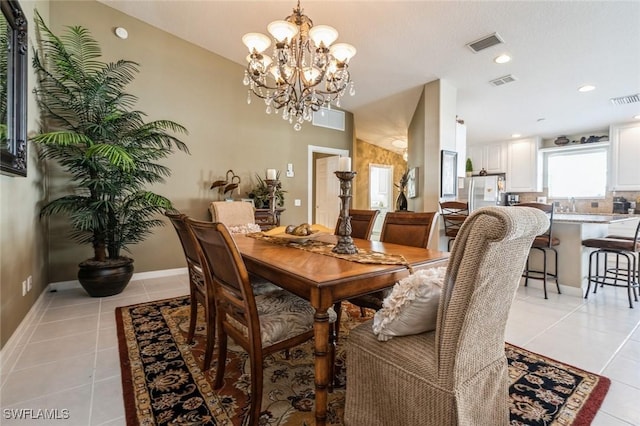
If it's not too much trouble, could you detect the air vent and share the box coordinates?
[489,75,517,87]
[312,107,345,131]
[610,93,640,105]
[467,32,504,53]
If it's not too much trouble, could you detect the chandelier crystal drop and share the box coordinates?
[242,1,356,131]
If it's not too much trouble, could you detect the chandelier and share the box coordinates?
[242,1,356,131]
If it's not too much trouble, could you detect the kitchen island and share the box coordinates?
[534,213,637,293]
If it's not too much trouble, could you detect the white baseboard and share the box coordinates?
[0,288,49,373]
[2,267,189,366]
[48,267,188,291]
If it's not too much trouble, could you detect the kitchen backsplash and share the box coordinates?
[514,190,640,214]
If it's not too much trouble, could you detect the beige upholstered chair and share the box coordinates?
[345,206,549,426]
[209,201,256,229]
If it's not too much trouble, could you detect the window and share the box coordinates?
[547,148,607,198]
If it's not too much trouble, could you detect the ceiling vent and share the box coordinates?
[610,93,640,105]
[489,74,517,87]
[467,32,504,53]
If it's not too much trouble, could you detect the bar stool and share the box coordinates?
[582,220,640,308]
[439,201,469,251]
[513,203,561,299]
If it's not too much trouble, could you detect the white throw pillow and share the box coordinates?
[372,266,447,341]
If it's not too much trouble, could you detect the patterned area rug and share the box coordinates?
[116,296,610,425]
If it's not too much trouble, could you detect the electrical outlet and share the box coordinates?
[591,202,599,208]
[22,280,27,296]
[27,275,32,292]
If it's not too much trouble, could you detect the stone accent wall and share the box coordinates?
[354,139,406,210]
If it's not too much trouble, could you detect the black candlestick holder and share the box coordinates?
[265,179,279,226]
[333,171,358,254]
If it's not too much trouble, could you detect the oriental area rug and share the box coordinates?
[116,296,610,426]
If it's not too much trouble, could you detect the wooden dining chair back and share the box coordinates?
[380,211,439,248]
[513,202,561,299]
[165,211,216,369]
[345,207,550,425]
[186,218,326,425]
[335,209,380,240]
[439,201,469,250]
[336,211,440,340]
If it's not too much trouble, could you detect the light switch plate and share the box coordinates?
[294,199,301,206]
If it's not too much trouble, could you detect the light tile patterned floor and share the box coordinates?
[1,274,639,425]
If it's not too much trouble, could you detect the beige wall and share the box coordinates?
[0,0,353,348]
[44,1,353,283]
[353,139,405,210]
[0,0,49,348]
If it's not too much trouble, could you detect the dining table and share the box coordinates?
[234,232,449,425]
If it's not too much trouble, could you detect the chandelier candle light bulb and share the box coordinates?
[242,1,356,131]
[266,169,277,180]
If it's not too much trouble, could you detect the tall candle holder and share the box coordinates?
[265,179,279,226]
[333,171,358,254]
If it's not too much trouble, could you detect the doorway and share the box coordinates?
[369,164,394,239]
[308,145,349,226]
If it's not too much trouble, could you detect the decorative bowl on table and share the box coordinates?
[271,230,323,243]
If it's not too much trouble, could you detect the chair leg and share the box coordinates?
[552,247,561,294]
[523,254,530,287]
[248,352,264,425]
[542,249,548,299]
[214,326,228,389]
[187,293,198,344]
[332,301,342,389]
[203,304,216,371]
[585,250,594,299]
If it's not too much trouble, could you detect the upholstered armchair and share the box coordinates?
[345,206,549,426]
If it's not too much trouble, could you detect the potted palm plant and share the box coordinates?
[31,12,189,297]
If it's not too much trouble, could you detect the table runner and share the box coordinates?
[247,232,413,270]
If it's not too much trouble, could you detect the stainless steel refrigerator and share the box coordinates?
[458,174,507,212]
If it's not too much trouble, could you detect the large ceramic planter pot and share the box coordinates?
[78,257,134,297]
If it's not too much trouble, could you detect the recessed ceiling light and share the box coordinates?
[494,54,511,64]
[511,133,521,138]
[578,85,595,92]
[391,139,408,149]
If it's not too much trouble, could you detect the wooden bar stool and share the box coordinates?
[439,201,469,251]
[513,203,561,299]
[582,220,640,308]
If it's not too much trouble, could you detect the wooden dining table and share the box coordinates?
[234,233,449,425]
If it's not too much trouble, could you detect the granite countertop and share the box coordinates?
[554,213,638,224]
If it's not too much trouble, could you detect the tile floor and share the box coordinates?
[1,273,639,425]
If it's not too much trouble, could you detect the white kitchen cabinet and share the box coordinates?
[609,122,640,191]
[506,137,542,192]
[467,142,506,174]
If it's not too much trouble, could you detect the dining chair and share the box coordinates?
[334,209,380,240]
[186,218,336,425]
[344,207,549,426]
[439,201,469,250]
[209,201,259,232]
[582,219,640,308]
[513,202,561,299]
[332,209,381,342]
[336,211,439,323]
[165,211,216,370]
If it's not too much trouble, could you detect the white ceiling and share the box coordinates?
[100,1,640,153]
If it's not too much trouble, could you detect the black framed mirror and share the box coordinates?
[0,0,27,177]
